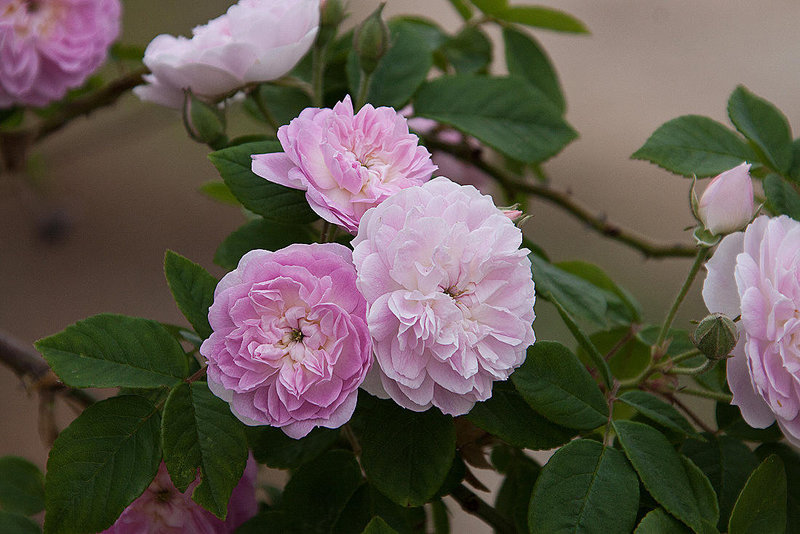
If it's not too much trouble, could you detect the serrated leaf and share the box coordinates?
[618,391,699,438]
[0,511,41,534]
[439,26,492,74]
[0,457,44,516]
[414,75,576,163]
[728,86,793,174]
[36,314,189,388]
[162,382,247,519]
[512,341,607,430]
[247,425,339,470]
[358,395,455,507]
[44,396,162,534]
[164,251,217,340]
[467,381,575,450]
[728,455,786,534]
[634,508,691,533]
[529,439,639,534]
[503,26,564,112]
[208,141,318,224]
[763,173,800,220]
[497,6,588,34]
[632,115,754,177]
[214,219,315,271]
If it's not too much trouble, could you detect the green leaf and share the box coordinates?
[497,6,588,34]
[682,434,758,530]
[362,517,400,534]
[789,138,800,182]
[44,396,162,534]
[358,395,455,506]
[333,483,426,534]
[528,439,639,534]
[503,26,564,112]
[446,0,473,20]
[682,455,720,527]
[281,450,364,533]
[715,403,781,443]
[728,455,786,534]
[755,443,800,530]
[632,115,754,177]
[512,341,607,430]
[438,27,492,74]
[247,425,339,470]
[634,508,691,533]
[199,181,240,205]
[763,173,800,220]
[578,328,650,381]
[414,75,576,163]
[164,251,217,340]
[208,141,319,224]
[430,499,449,534]
[493,447,539,533]
[467,381,575,450]
[618,391,700,439]
[36,314,189,388]
[614,420,714,532]
[236,511,292,533]
[244,84,312,127]
[556,260,642,324]
[728,86,793,174]
[0,511,41,534]
[390,17,449,52]
[0,457,44,516]
[214,219,315,271]
[162,382,247,519]
[469,0,506,15]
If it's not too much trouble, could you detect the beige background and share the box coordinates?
[2,1,799,531]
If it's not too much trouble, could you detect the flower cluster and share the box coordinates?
[0,0,121,107]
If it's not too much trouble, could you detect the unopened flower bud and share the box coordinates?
[696,162,754,235]
[692,313,738,361]
[317,0,346,47]
[182,91,227,148]
[353,3,390,75]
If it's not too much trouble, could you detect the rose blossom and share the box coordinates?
[0,0,121,107]
[134,0,319,108]
[101,458,257,533]
[703,215,800,444]
[200,243,372,438]
[251,96,437,234]
[352,177,536,415]
[697,162,754,235]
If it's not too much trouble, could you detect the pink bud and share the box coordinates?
[697,163,754,235]
[502,209,524,221]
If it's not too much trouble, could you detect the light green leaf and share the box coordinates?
[728,455,786,534]
[618,391,700,439]
[36,314,189,388]
[199,181,239,205]
[44,396,162,534]
[498,6,588,34]
[164,251,217,340]
[0,457,44,516]
[728,86,793,174]
[528,439,639,534]
[763,173,800,220]
[503,26,564,112]
[469,0,506,15]
[214,219,315,271]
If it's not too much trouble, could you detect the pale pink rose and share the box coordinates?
[0,0,120,107]
[200,243,372,438]
[134,0,319,108]
[697,162,754,235]
[251,96,437,234]
[352,177,536,415]
[102,458,257,534]
[703,215,800,444]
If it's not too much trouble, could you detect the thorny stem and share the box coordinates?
[657,389,716,435]
[185,365,208,383]
[342,423,361,455]
[603,323,641,362]
[449,484,515,534]
[667,359,718,376]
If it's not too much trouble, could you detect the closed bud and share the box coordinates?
[317,0,346,47]
[182,90,227,148]
[353,3,389,75]
[696,162,754,235]
[692,313,738,361]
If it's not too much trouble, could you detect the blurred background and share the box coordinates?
[1,0,799,531]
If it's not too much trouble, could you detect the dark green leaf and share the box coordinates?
[214,219,315,271]
[632,115,754,177]
[467,381,575,450]
[281,450,363,533]
[682,455,720,527]
[634,508,691,533]
[503,27,564,112]
[764,174,800,220]
[244,84,312,127]
[578,328,650,381]
[390,17,449,52]
[469,0,506,15]
[789,139,800,182]
[0,457,44,516]
[44,396,162,534]
[497,6,588,34]
[529,439,639,534]
[236,511,292,533]
[614,420,714,531]
[333,483,426,534]
[728,455,786,534]
[358,396,455,506]
[446,0,473,20]
[109,43,145,61]
[0,511,40,534]
[618,391,699,438]
[549,297,613,389]
[439,27,492,74]
[414,75,576,163]
[164,251,217,340]
[362,517,399,534]
[208,141,319,224]
[36,314,189,388]
[430,499,449,534]
[162,382,247,519]
[728,86,793,174]
[512,341,607,430]
[755,443,800,531]
[715,403,781,443]
[199,181,240,205]
[557,260,641,324]
[247,425,339,470]
[493,448,539,533]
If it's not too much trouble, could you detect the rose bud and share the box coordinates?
[353,3,390,75]
[696,163,754,235]
[691,313,738,361]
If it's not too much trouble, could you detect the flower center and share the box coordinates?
[290,328,304,342]
[155,489,172,503]
[24,0,40,13]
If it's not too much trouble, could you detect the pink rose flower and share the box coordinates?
[251,96,437,234]
[703,215,800,444]
[0,0,121,107]
[101,458,257,534]
[134,0,319,108]
[352,177,536,415]
[697,162,754,235]
[200,243,372,438]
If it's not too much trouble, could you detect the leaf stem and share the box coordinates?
[678,386,732,403]
[356,70,372,110]
[449,484,515,534]
[311,43,328,107]
[654,246,710,351]
[667,359,718,376]
[185,365,208,383]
